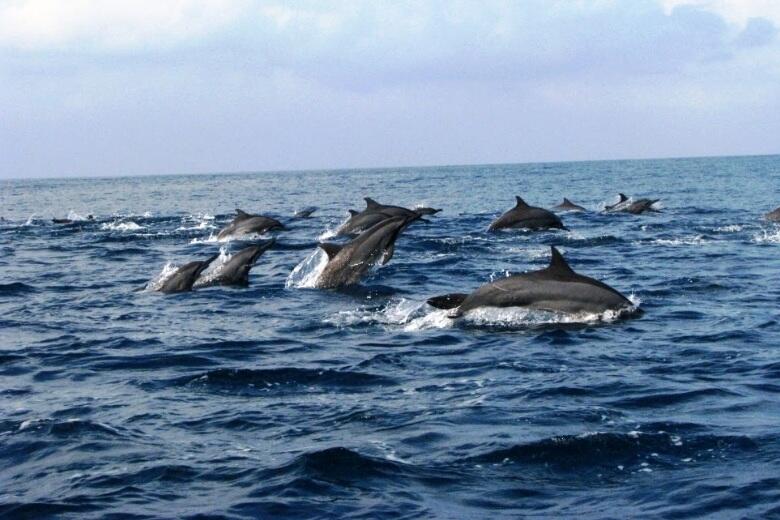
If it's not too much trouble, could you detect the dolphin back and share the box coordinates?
[427,293,468,310]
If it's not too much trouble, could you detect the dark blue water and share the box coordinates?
[2,155,780,519]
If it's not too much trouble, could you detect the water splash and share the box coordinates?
[101,220,144,232]
[144,262,179,291]
[286,248,329,288]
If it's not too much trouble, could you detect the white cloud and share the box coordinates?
[0,0,247,50]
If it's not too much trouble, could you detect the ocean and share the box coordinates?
[2,154,780,518]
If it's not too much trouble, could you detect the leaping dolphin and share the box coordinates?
[552,198,586,212]
[765,207,780,222]
[198,240,275,287]
[316,215,419,288]
[294,207,317,218]
[488,196,566,231]
[427,246,634,317]
[217,209,284,240]
[605,194,659,214]
[158,254,219,294]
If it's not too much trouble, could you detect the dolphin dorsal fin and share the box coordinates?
[348,209,359,216]
[364,197,382,210]
[547,246,575,276]
[319,243,343,260]
[563,198,573,205]
[618,193,628,202]
[235,209,252,221]
[515,196,529,208]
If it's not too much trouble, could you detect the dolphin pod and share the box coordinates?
[427,246,634,317]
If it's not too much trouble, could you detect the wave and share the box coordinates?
[0,282,36,296]
[467,430,757,471]
[174,367,396,393]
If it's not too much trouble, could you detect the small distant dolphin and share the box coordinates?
[336,198,440,236]
[427,246,634,317]
[316,215,418,288]
[53,215,94,225]
[552,198,586,212]
[294,207,317,218]
[217,209,283,240]
[198,240,275,287]
[159,254,219,294]
[765,207,780,222]
[489,196,566,231]
[605,194,659,214]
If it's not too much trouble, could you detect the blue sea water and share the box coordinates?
[2,155,780,519]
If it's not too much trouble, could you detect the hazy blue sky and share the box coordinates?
[1,0,778,179]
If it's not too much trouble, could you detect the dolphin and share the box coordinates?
[336,210,396,236]
[53,215,94,225]
[605,194,659,214]
[765,207,780,222]
[294,207,317,218]
[197,240,275,287]
[316,215,419,288]
[217,209,284,240]
[552,198,586,212]
[335,198,440,237]
[362,198,441,217]
[427,246,634,317]
[158,254,219,294]
[488,196,566,231]
[604,193,630,212]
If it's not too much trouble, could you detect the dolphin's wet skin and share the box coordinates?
[2,155,780,518]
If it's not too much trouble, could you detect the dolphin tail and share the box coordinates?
[427,293,468,310]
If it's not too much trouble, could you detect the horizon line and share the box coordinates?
[2,151,778,182]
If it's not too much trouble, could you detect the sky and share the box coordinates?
[1,0,779,179]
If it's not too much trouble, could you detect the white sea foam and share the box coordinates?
[101,221,144,232]
[189,231,269,244]
[325,294,642,331]
[286,248,329,288]
[753,227,780,244]
[715,224,743,233]
[643,235,708,246]
[177,213,216,231]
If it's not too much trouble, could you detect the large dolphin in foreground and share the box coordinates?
[158,254,219,294]
[489,197,566,231]
[336,198,440,236]
[605,194,659,214]
[217,209,284,240]
[552,198,586,212]
[427,246,634,317]
[316,215,419,288]
[765,207,780,221]
[197,240,275,287]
